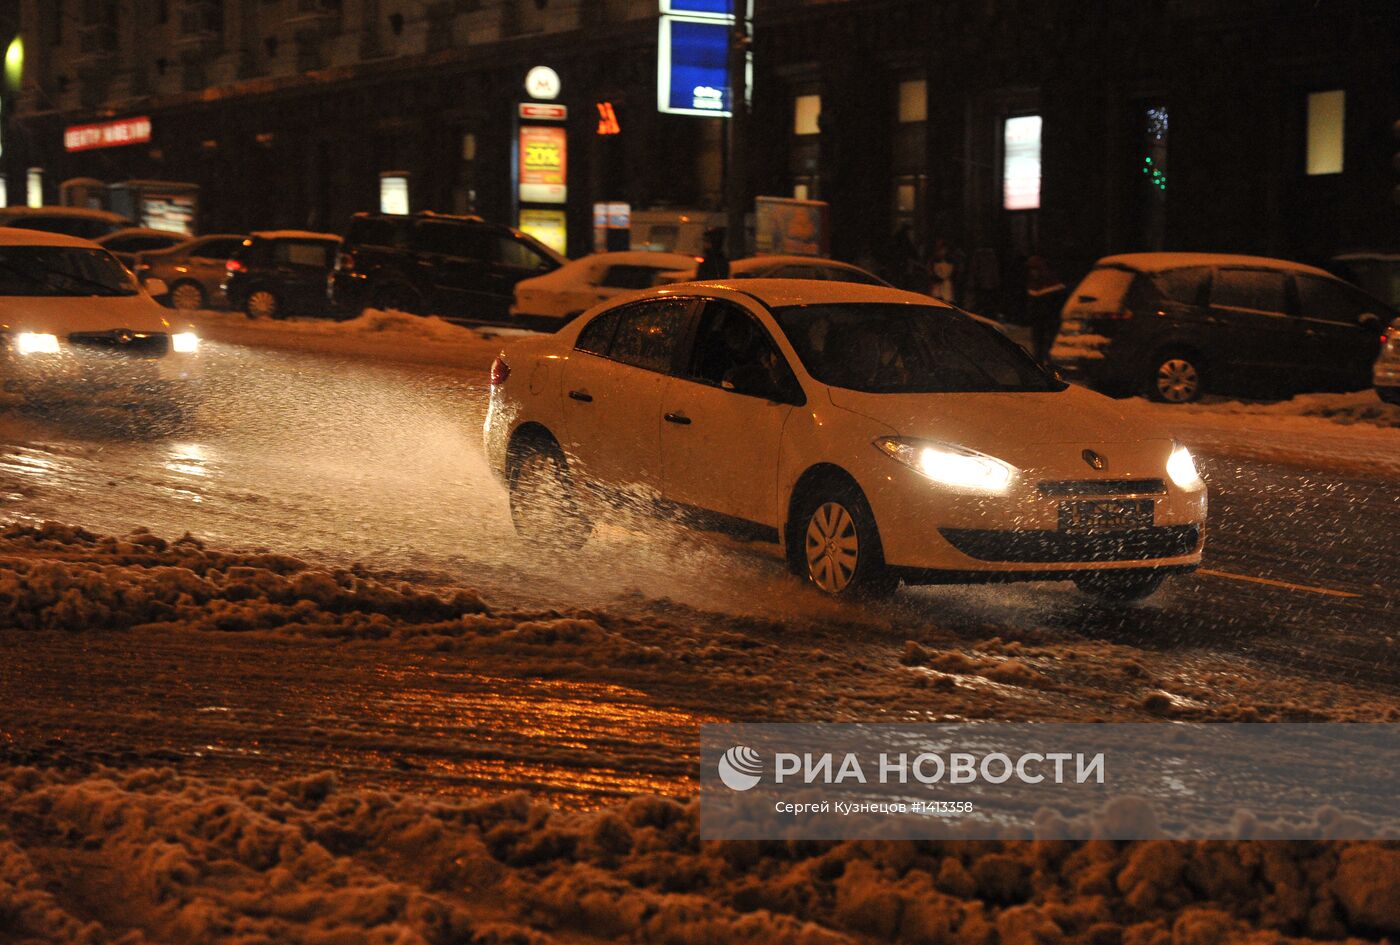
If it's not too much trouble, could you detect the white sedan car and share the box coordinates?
[510,251,700,329]
[485,281,1207,600]
[0,229,200,405]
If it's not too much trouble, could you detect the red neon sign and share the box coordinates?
[64,116,153,152]
[596,101,621,136]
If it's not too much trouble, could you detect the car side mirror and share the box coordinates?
[145,278,169,297]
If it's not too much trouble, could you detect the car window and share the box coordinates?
[774,303,1064,394]
[274,240,335,268]
[687,300,801,401]
[607,298,692,372]
[639,224,679,252]
[414,221,473,258]
[598,264,667,290]
[820,264,885,286]
[1148,267,1209,306]
[773,265,826,280]
[109,235,178,252]
[1211,269,1288,314]
[348,216,410,249]
[575,308,622,356]
[189,238,242,260]
[1295,275,1381,325]
[0,247,137,296]
[1069,266,1136,312]
[495,236,550,272]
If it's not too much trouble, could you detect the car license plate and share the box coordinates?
[1059,499,1154,532]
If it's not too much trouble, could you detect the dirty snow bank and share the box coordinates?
[1170,391,1400,430]
[190,307,533,369]
[1,763,1397,945]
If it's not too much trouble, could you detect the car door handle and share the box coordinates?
[664,412,691,425]
[568,389,593,403]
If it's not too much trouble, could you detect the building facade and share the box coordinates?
[3,0,1396,284]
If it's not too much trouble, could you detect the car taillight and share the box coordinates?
[226,259,245,273]
[1102,309,1134,321]
[490,356,511,386]
[337,251,355,272]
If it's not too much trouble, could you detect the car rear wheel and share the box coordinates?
[1147,352,1204,403]
[170,281,206,311]
[1073,569,1167,601]
[507,438,590,549]
[245,289,280,320]
[793,486,895,597]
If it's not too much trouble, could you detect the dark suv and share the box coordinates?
[222,230,342,319]
[329,212,565,322]
[1053,253,1390,403]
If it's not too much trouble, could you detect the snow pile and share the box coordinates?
[1173,391,1400,430]
[0,763,1396,945]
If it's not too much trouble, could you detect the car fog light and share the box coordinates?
[171,332,200,353]
[15,332,59,355]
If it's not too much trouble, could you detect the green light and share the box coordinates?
[4,37,22,91]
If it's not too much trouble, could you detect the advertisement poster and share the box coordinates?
[518,125,567,204]
[520,208,567,256]
[754,196,828,256]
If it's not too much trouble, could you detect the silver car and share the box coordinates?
[134,233,247,310]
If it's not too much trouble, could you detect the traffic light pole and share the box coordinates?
[724,13,751,261]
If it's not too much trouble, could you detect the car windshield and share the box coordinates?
[0,247,138,297]
[773,303,1065,394]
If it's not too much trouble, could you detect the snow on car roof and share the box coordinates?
[0,227,102,248]
[250,230,341,242]
[96,227,188,242]
[0,206,130,223]
[688,277,946,309]
[1098,252,1334,278]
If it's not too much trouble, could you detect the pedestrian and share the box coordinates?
[1025,254,1068,364]
[926,237,957,303]
[696,228,731,280]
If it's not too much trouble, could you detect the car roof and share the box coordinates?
[96,227,187,242]
[733,255,860,270]
[669,278,945,309]
[249,230,341,241]
[0,206,130,223]
[1097,252,1334,278]
[0,227,103,248]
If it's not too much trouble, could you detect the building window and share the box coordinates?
[898,79,926,124]
[794,94,821,136]
[1305,89,1344,176]
[379,172,410,215]
[26,168,43,208]
[1002,114,1041,211]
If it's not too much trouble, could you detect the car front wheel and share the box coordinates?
[507,438,590,550]
[1147,352,1204,403]
[1073,569,1167,601]
[792,486,895,597]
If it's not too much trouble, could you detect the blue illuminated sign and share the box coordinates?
[660,0,735,15]
[657,15,731,116]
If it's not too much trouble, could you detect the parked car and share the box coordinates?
[485,280,1207,601]
[511,251,701,329]
[1374,318,1400,405]
[659,254,890,287]
[329,211,565,322]
[0,228,200,405]
[96,227,189,268]
[1053,253,1389,403]
[0,207,132,240]
[134,234,248,310]
[222,231,342,319]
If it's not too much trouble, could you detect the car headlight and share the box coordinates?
[171,332,199,353]
[874,436,1015,493]
[15,332,59,355]
[1166,443,1203,490]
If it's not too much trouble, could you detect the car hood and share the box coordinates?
[0,294,182,334]
[827,384,1172,463]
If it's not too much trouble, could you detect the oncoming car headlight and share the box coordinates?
[875,436,1015,493]
[171,332,200,353]
[1166,443,1203,490]
[15,332,59,355]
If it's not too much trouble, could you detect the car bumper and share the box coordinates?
[3,348,202,397]
[1374,357,1400,390]
[859,441,1207,575]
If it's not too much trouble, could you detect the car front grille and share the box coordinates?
[67,329,169,359]
[939,525,1201,563]
[1037,478,1167,497]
